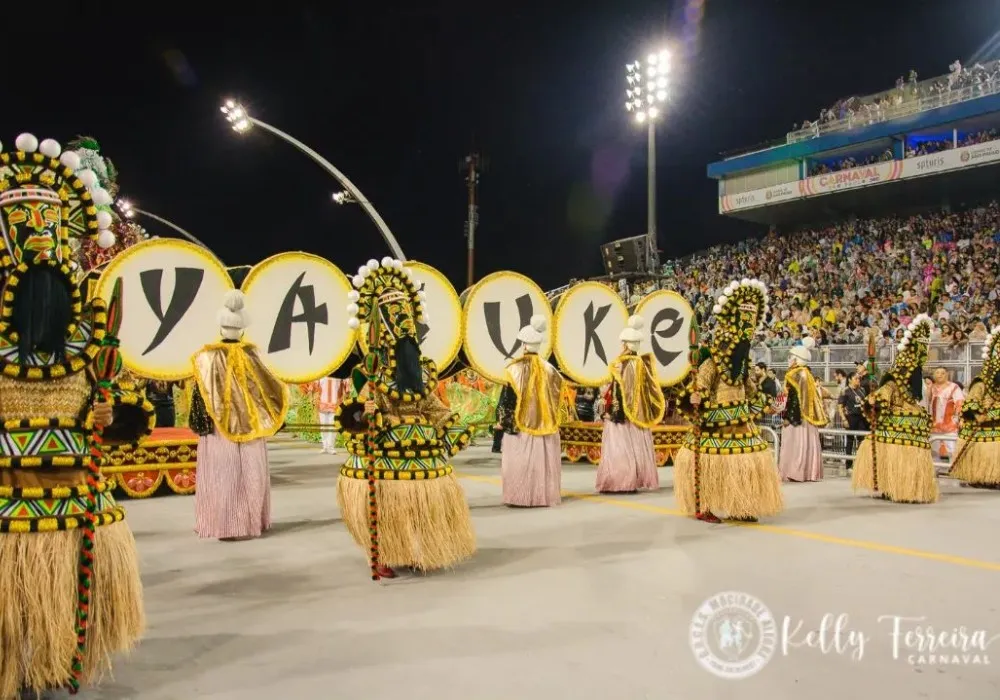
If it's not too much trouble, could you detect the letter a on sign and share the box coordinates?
[462,271,552,383]
[552,281,628,386]
[96,239,234,381]
[240,252,355,384]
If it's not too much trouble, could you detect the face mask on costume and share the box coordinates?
[1,194,63,265]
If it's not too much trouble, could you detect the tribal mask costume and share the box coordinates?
[335,258,475,575]
[0,134,150,697]
[672,278,783,521]
[951,326,1000,487]
[851,314,938,503]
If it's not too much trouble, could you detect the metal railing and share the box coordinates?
[786,80,1000,144]
[751,341,985,387]
[815,428,958,478]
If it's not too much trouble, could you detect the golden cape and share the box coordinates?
[784,365,828,427]
[192,341,289,443]
[505,353,562,436]
[611,352,666,429]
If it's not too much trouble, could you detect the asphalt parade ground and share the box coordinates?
[77,440,1000,700]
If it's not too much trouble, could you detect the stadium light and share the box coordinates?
[332,190,356,205]
[625,47,670,244]
[220,98,406,260]
[115,199,218,257]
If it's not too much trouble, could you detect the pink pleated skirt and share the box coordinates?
[501,432,562,507]
[595,420,659,493]
[778,423,823,482]
[195,429,272,539]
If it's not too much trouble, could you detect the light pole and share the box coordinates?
[221,100,406,261]
[116,199,218,257]
[626,49,670,267]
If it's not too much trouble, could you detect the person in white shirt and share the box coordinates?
[316,374,346,454]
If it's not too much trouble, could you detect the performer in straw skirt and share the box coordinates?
[498,315,564,506]
[950,325,1000,489]
[336,258,475,577]
[672,279,783,523]
[778,337,828,482]
[595,314,665,493]
[189,290,289,541]
[852,314,938,503]
[0,134,154,697]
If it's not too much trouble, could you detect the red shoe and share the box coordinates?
[374,564,396,579]
[696,511,722,523]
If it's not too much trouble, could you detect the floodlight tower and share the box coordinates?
[625,48,670,270]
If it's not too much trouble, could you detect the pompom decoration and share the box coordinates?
[15,133,38,152]
[713,304,722,314]
[77,169,99,188]
[347,290,360,302]
[39,138,61,158]
[392,259,403,269]
[381,256,393,267]
[223,289,246,311]
[352,275,364,288]
[530,314,547,332]
[96,230,116,249]
[347,303,359,316]
[96,210,113,229]
[348,317,360,329]
[627,315,644,330]
[60,150,81,170]
[366,258,379,270]
[92,188,112,206]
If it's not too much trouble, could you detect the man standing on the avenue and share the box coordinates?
[838,373,868,471]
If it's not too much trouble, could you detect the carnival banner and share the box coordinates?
[718,182,800,213]
[633,290,695,386]
[240,252,356,383]
[461,271,553,383]
[551,281,629,386]
[96,239,234,381]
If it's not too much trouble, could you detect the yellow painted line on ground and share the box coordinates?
[456,472,1000,573]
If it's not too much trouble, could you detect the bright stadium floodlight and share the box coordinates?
[624,46,671,263]
[220,97,406,259]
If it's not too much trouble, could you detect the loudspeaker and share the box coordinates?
[602,235,650,275]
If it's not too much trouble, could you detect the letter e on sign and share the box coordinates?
[634,289,694,386]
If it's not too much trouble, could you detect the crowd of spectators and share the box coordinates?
[658,201,1000,348]
[809,149,893,176]
[904,128,1000,158]
[790,60,1000,141]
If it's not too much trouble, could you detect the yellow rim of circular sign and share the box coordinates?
[634,289,694,387]
[354,261,464,369]
[95,238,233,382]
[461,270,552,383]
[241,251,356,384]
[552,280,628,387]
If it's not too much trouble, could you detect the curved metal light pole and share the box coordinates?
[221,100,406,261]
[117,200,221,261]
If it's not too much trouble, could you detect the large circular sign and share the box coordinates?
[462,271,552,383]
[553,281,628,386]
[96,239,233,381]
[240,252,355,383]
[633,289,694,386]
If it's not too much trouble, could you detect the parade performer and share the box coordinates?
[315,373,346,455]
[189,290,289,541]
[950,326,1000,488]
[673,279,782,523]
[337,258,475,578]
[497,315,563,507]
[927,367,963,461]
[595,315,665,493]
[0,134,152,697]
[778,338,828,482]
[852,314,938,503]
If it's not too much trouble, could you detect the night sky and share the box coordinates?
[6,0,999,290]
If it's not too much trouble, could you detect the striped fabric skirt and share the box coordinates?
[195,429,271,539]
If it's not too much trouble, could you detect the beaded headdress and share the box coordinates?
[710,278,769,347]
[979,325,1000,389]
[346,257,427,348]
[890,313,932,381]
